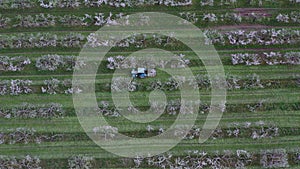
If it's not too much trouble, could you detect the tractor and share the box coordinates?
[131,68,156,79]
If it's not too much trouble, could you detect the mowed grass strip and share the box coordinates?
[0,135,300,158]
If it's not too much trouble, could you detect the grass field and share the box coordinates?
[0,0,300,168]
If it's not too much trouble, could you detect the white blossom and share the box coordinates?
[203,13,218,22]
[276,13,290,23]
[93,125,118,140]
[0,56,31,71]
[68,155,94,169]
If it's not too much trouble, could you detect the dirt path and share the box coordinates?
[234,8,273,17]
[213,8,272,31]
[212,24,270,31]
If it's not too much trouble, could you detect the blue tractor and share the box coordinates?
[131,68,156,79]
